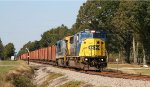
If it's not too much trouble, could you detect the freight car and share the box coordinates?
[20,29,107,71]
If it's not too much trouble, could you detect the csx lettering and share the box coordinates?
[88,45,100,50]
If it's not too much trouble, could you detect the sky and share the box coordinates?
[0,0,85,52]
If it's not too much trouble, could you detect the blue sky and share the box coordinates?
[0,0,85,52]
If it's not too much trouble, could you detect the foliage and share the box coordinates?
[111,1,150,63]
[12,75,35,87]
[59,81,82,87]
[39,72,63,87]
[40,24,71,47]
[17,40,40,56]
[0,38,4,60]
[3,43,15,60]
[0,60,34,87]
[72,0,119,33]
[18,24,71,56]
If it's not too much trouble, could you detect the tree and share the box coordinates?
[138,1,150,65]
[18,40,40,56]
[40,24,71,47]
[0,38,4,60]
[111,1,141,63]
[111,1,150,64]
[72,0,119,33]
[18,24,71,56]
[3,43,15,60]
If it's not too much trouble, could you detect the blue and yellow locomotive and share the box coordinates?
[56,29,107,71]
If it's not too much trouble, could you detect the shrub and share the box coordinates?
[12,75,35,87]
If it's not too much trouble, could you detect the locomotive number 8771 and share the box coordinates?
[56,29,107,71]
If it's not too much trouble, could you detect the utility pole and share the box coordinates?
[26,48,30,65]
[116,58,119,72]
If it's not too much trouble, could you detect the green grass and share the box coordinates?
[131,69,150,75]
[39,72,63,87]
[108,63,141,68]
[0,66,16,74]
[59,81,82,87]
[0,60,34,87]
[0,60,20,74]
[0,60,21,82]
[12,75,35,87]
[0,60,20,65]
[108,63,150,75]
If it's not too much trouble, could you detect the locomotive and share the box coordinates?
[20,29,107,71]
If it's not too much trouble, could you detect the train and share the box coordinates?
[20,29,107,71]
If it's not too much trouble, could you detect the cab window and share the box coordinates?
[80,32,92,40]
[93,32,106,38]
[70,36,74,44]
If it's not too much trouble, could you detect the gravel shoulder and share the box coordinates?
[30,62,150,87]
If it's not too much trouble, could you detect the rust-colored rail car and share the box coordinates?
[39,48,43,60]
[35,50,39,60]
[44,48,48,61]
[47,46,52,61]
[29,51,32,60]
[38,49,40,60]
[20,53,28,60]
[51,45,56,61]
[20,45,56,62]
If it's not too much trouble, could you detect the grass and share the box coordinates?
[0,60,34,87]
[0,66,16,74]
[108,63,142,68]
[0,60,21,74]
[0,60,20,65]
[12,75,35,87]
[131,69,150,75]
[108,63,150,75]
[39,72,63,87]
[59,81,82,87]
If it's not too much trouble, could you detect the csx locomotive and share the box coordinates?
[20,29,107,71]
[56,29,107,70]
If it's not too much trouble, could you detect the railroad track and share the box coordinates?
[31,60,150,81]
[84,71,150,81]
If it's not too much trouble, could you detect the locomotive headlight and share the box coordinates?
[91,30,95,33]
[101,59,103,61]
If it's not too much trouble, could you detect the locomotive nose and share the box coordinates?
[79,38,105,57]
[91,39,103,56]
[93,39,105,56]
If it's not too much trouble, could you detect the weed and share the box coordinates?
[59,80,82,87]
[39,72,63,87]
[12,75,35,87]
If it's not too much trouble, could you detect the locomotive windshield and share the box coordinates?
[79,30,106,41]
[80,32,92,40]
[93,32,106,38]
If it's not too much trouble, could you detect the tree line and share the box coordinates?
[0,39,15,60]
[18,24,72,56]
[18,0,150,64]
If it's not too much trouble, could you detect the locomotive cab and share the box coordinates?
[76,29,107,69]
[56,29,107,70]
